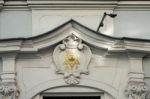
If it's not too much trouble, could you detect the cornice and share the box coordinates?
[27,0,150,10]
[0,20,150,55]
[115,1,150,11]
[4,1,27,6]
[1,0,150,10]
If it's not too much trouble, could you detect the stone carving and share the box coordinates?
[53,34,92,85]
[0,83,19,99]
[125,81,148,99]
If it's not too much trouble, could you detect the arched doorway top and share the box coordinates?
[24,78,118,99]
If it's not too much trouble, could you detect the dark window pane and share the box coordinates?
[43,96,100,99]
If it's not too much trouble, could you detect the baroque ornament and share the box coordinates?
[125,81,148,99]
[0,83,19,99]
[53,34,92,85]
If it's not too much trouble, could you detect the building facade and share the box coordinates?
[0,0,150,99]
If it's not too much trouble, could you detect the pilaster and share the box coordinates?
[125,53,148,99]
[0,53,19,99]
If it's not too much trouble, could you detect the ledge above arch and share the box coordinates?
[0,19,150,54]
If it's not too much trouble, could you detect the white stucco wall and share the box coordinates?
[0,18,148,99]
[114,11,150,39]
[31,10,113,36]
[16,46,129,99]
[0,1,150,99]
[0,10,32,38]
[1,9,150,39]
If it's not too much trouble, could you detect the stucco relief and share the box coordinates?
[0,82,19,99]
[53,34,92,85]
[125,81,148,99]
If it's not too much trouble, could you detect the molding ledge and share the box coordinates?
[26,0,150,10]
[27,0,117,10]
[0,20,149,54]
[1,0,150,10]
[115,1,150,11]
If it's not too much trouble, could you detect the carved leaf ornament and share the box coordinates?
[53,34,92,85]
[125,81,148,99]
[0,83,19,99]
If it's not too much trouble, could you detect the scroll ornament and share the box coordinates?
[125,81,148,99]
[53,34,92,85]
[0,83,19,99]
